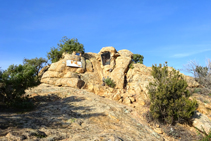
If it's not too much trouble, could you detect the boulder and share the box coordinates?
[99,46,117,57]
[41,78,59,85]
[38,65,50,77]
[192,111,211,134]
[63,72,79,78]
[42,71,63,78]
[55,78,85,88]
[118,49,133,58]
[80,72,101,85]
[184,75,200,88]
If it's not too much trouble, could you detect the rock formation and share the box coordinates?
[40,46,200,104]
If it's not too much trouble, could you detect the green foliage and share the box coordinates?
[194,88,201,93]
[132,54,144,64]
[147,62,198,124]
[195,66,208,78]
[23,57,47,76]
[0,64,39,106]
[104,77,116,88]
[129,62,134,69]
[47,36,84,63]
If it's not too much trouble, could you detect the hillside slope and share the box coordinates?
[0,84,163,141]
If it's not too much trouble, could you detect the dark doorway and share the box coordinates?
[101,52,110,66]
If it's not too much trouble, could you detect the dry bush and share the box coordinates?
[183,59,211,89]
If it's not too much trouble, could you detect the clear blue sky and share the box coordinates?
[1,0,211,76]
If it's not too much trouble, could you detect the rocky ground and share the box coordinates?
[0,84,164,141]
[0,84,210,141]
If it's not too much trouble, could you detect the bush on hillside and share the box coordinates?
[132,54,144,64]
[183,59,211,89]
[147,62,198,124]
[129,62,134,69]
[0,64,39,109]
[104,77,116,88]
[23,57,48,76]
[47,36,84,63]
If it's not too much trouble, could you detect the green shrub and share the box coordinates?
[47,36,84,63]
[132,54,144,64]
[194,88,201,93]
[0,64,39,107]
[104,77,116,88]
[23,57,47,76]
[129,62,134,69]
[147,62,198,124]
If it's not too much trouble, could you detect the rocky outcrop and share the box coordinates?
[40,46,200,100]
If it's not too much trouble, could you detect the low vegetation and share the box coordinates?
[183,59,211,89]
[129,62,134,69]
[0,58,47,110]
[47,36,85,63]
[147,62,198,124]
[104,77,116,88]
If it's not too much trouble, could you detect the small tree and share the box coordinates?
[23,57,47,76]
[1,64,39,104]
[132,54,144,64]
[147,62,198,124]
[47,36,85,63]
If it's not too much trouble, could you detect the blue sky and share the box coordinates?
[0,0,211,76]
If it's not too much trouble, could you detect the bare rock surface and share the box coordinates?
[0,84,163,141]
[192,111,211,134]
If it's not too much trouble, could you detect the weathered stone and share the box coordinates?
[56,61,66,72]
[80,72,101,85]
[118,49,133,58]
[113,93,121,101]
[38,65,50,77]
[57,78,84,88]
[124,97,131,104]
[129,96,136,102]
[192,111,211,134]
[154,128,163,134]
[99,46,117,57]
[76,68,85,73]
[110,57,131,89]
[184,75,200,88]
[42,71,63,78]
[81,56,86,70]
[85,59,93,72]
[41,78,59,85]
[63,72,78,78]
